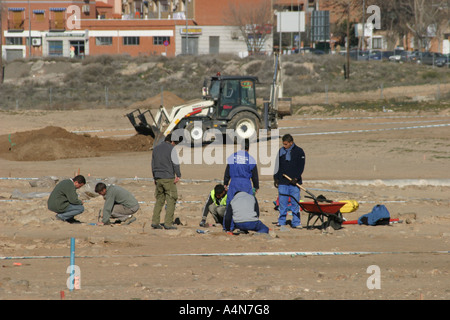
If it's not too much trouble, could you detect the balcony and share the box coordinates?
[49,19,66,31]
[7,19,25,32]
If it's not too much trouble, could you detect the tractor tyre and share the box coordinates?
[227,111,260,142]
[184,122,205,146]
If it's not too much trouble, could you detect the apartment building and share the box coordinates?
[1,0,274,60]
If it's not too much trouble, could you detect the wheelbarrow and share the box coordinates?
[282,174,345,230]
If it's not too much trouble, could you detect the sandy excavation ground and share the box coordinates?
[0,104,449,302]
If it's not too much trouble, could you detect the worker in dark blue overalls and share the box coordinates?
[223,139,259,210]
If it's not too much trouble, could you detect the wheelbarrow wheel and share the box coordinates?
[328,212,343,230]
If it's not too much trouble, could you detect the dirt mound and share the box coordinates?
[0,126,153,161]
[128,91,186,110]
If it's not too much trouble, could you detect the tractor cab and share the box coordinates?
[203,75,258,119]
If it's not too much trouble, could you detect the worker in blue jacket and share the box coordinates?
[223,139,259,208]
[273,134,306,229]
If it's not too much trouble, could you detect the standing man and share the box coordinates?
[224,139,259,207]
[95,182,139,225]
[151,134,181,230]
[274,134,306,229]
[48,175,86,224]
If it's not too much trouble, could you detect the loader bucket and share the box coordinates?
[125,109,160,138]
[277,97,292,117]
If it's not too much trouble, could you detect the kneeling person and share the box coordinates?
[95,182,139,225]
[200,184,227,227]
[224,191,269,234]
[48,175,86,224]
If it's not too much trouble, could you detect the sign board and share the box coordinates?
[311,11,330,42]
[276,11,305,33]
[355,23,374,37]
[443,39,449,54]
[163,40,169,46]
[180,28,202,35]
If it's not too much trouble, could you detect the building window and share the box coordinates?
[5,37,23,45]
[96,37,113,46]
[48,40,63,56]
[8,8,25,30]
[33,10,45,22]
[123,37,140,45]
[49,8,66,30]
[209,36,219,54]
[372,37,382,49]
[153,36,170,45]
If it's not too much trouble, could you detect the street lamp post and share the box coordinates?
[0,4,3,83]
[185,0,189,54]
[28,0,31,57]
[362,0,365,51]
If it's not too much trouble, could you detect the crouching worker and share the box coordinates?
[199,184,227,227]
[95,182,139,225]
[224,191,269,234]
[48,175,86,224]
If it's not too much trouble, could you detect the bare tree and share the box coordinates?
[365,0,449,51]
[423,0,450,52]
[365,0,412,50]
[403,0,430,49]
[326,0,361,80]
[225,0,273,54]
[398,0,449,50]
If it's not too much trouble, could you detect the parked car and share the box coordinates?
[369,50,382,60]
[389,49,405,62]
[443,54,450,67]
[381,51,394,61]
[346,49,369,60]
[389,54,401,62]
[400,51,415,62]
[408,51,424,63]
[294,47,325,55]
[419,52,449,67]
[313,49,325,55]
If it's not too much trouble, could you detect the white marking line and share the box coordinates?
[289,115,450,121]
[280,119,450,130]
[2,250,449,260]
[287,123,450,136]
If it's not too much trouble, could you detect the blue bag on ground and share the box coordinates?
[357,204,390,226]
